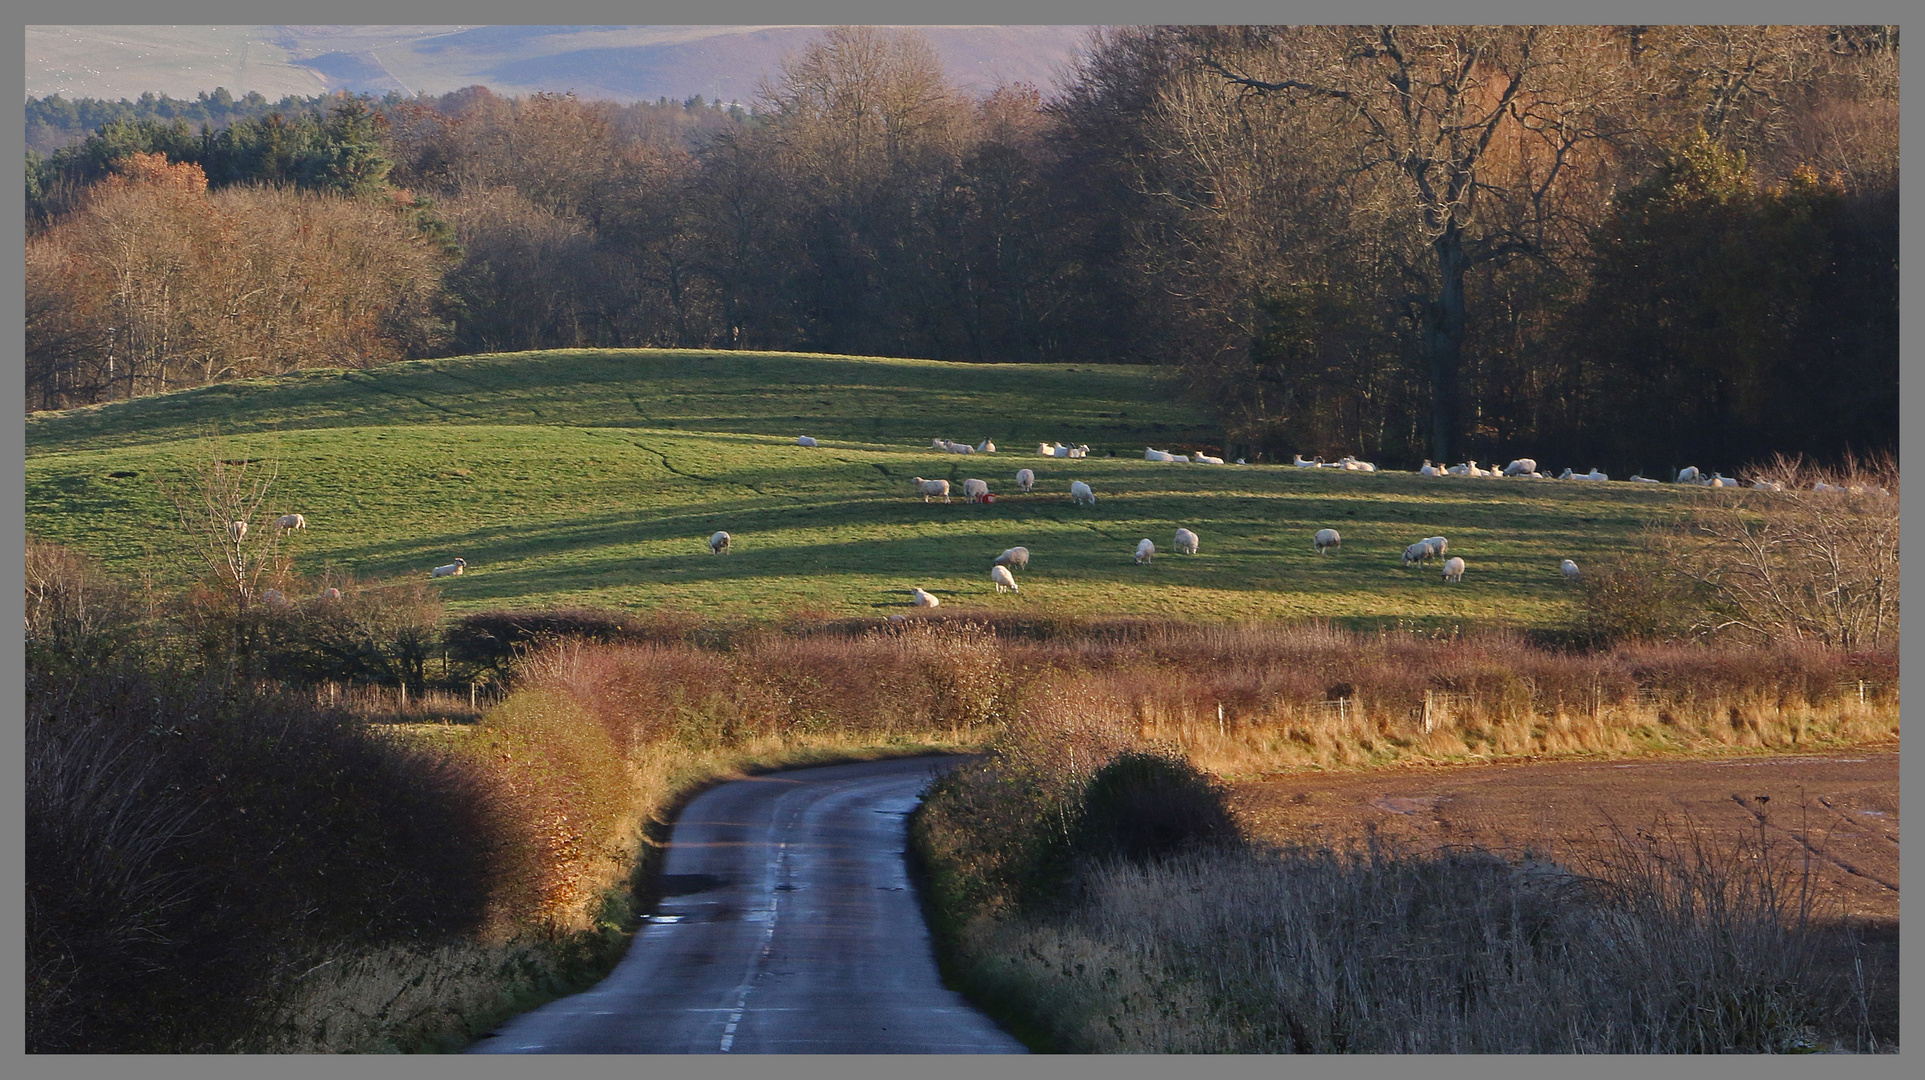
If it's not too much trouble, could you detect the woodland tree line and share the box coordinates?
[24,25,1897,473]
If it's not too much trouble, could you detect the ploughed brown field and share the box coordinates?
[1228,747,1901,1043]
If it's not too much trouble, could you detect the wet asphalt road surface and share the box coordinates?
[468,756,1027,1054]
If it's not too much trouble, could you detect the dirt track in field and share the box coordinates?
[1227,746,1900,921]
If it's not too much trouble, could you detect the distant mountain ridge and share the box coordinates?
[26,24,1096,105]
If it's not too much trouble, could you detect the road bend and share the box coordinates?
[467,756,1027,1054]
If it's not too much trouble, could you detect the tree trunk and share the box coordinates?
[1426,224,1469,463]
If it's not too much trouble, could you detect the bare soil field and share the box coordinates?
[1228,746,1901,1045]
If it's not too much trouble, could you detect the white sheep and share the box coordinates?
[994,546,1030,570]
[1070,481,1095,506]
[1134,538,1155,564]
[1146,448,1174,462]
[1293,454,1320,468]
[1339,456,1376,472]
[1629,474,1661,484]
[1579,468,1608,481]
[1174,528,1199,555]
[1314,528,1341,554]
[1504,458,1538,477]
[1447,461,1475,476]
[797,435,819,447]
[1443,556,1466,583]
[990,565,1019,593]
[976,438,996,453]
[1750,479,1784,492]
[1051,443,1072,458]
[912,477,952,503]
[952,441,975,454]
[1561,559,1580,581]
[431,558,467,578]
[940,439,958,451]
[1068,444,1090,459]
[1419,460,1441,477]
[227,520,248,541]
[911,587,941,608]
[1169,454,1190,463]
[1424,536,1449,559]
[709,531,732,554]
[963,478,990,503]
[1016,468,1035,493]
[1403,542,1433,568]
[275,513,307,531]
[1676,466,1701,483]
[1037,443,1054,456]
[1193,454,1225,465]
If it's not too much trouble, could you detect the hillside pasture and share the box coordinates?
[25,349,1691,627]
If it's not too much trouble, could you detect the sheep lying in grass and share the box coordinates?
[1146,448,1174,462]
[797,435,818,447]
[1629,474,1661,483]
[709,531,732,554]
[990,565,1019,593]
[276,513,307,531]
[963,478,990,503]
[1443,556,1466,583]
[432,558,467,578]
[1314,528,1341,554]
[1293,454,1320,468]
[1174,528,1199,555]
[1015,468,1035,493]
[1070,481,1095,506]
[976,438,996,453]
[911,587,940,608]
[1135,538,1156,564]
[912,477,952,503]
[994,546,1030,570]
[1193,454,1225,465]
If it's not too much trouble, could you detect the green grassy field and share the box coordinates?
[26,348,1694,627]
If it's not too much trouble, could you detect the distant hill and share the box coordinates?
[25,24,1095,105]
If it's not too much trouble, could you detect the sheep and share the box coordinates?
[1503,458,1537,477]
[1070,481,1095,506]
[1193,454,1225,465]
[990,565,1019,593]
[1443,556,1466,583]
[912,477,952,503]
[1037,443,1054,456]
[275,513,307,531]
[994,546,1030,570]
[938,439,956,451]
[1813,481,1845,494]
[1423,536,1449,559]
[951,441,976,454]
[1146,448,1174,462]
[261,588,288,607]
[1706,473,1733,488]
[1314,528,1341,554]
[1561,558,1580,581]
[1169,454,1190,463]
[1578,468,1609,482]
[1676,466,1701,483]
[911,587,941,608]
[889,613,909,624]
[1051,443,1072,458]
[1629,474,1661,484]
[319,587,342,601]
[227,520,248,541]
[1447,461,1475,476]
[1402,542,1433,568]
[963,478,990,503]
[1068,444,1090,459]
[431,558,467,578]
[1339,456,1377,472]
[709,531,732,554]
[1174,527,1199,555]
[1134,538,1156,564]
[1016,468,1036,493]
[797,435,819,447]
[1419,460,1441,477]
[1750,479,1784,492]
[977,438,996,454]
[1293,454,1324,468]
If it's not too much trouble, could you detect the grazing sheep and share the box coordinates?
[1016,468,1035,493]
[1070,481,1095,506]
[1561,558,1580,581]
[912,477,952,503]
[431,558,467,578]
[1403,542,1433,568]
[319,587,342,601]
[976,438,996,453]
[1423,536,1449,559]
[275,513,307,531]
[1314,528,1341,554]
[1503,458,1538,477]
[1676,466,1701,483]
[1443,556,1466,583]
[709,531,732,554]
[227,520,248,541]
[911,587,941,608]
[797,435,819,447]
[990,565,1019,593]
[963,478,990,503]
[994,546,1030,570]
[1174,528,1199,555]
[1134,538,1155,564]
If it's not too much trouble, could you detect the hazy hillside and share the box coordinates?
[25,24,1094,104]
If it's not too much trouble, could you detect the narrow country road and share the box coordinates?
[467,756,1027,1054]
